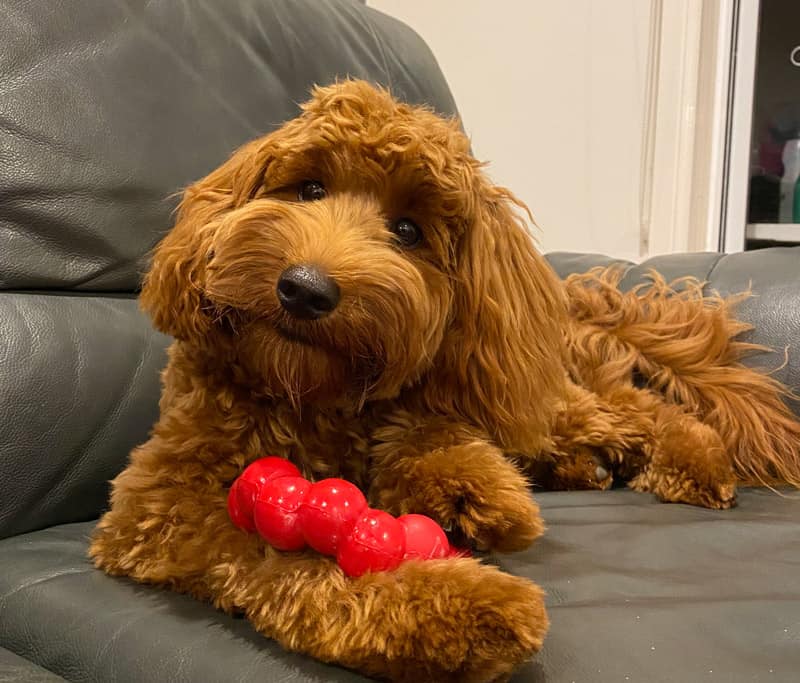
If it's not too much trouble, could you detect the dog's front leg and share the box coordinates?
[368,413,543,553]
[90,434,546,683]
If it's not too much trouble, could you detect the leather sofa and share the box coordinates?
[1,1,798,681]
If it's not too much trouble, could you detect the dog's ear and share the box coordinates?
[140,138,270,340]
[425,186,567,452]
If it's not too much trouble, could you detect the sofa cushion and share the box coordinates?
[1,489,798,682]
[0,293,169,539]
[0,523,366,683]
[0,0,458,292]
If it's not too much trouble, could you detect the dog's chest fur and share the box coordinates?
[266,403,373,486]
[161,343,373,487]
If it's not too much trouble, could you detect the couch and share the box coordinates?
[1,1,798,681]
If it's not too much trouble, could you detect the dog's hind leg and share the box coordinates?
[627,400,737,509]
[564,267,800,488]
[540,381,737,508]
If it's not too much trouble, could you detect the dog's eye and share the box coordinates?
[298,181,326,202]
[391,218,422,248]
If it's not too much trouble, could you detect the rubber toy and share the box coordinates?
[337,508,406,577]
[397,513,449,560]
[253,476,312,551]
[227,457,301,532]
[228,457,470,576]
[297,478,368,556]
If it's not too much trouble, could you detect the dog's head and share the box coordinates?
[142,80,565,450]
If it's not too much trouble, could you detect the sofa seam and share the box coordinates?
[701,253,728,295]
[359,4,395,92]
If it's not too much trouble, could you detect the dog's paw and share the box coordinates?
[635,414,738,509]
[358,558,548,683]
[437,483,544,554]
[527,447,614,491]
[630,468,737,509]
[372,442,543,553]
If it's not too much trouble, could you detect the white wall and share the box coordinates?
[369,0,653,261]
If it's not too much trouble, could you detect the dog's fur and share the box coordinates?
[90,80,800,682]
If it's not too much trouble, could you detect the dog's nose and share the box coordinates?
[276,265,340,320]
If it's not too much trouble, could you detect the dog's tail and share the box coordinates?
[564,268,800,488]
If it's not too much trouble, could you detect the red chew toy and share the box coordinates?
[253,476,311,551]
[297,478,368,556]
[227,478,256,532]
[397,514,449,560]
[337,509,406,577]
[229,457,462,577]
[227,457,301,532]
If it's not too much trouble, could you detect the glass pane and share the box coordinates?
[747,0,800,248]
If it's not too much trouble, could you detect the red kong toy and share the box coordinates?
[397,513,448,560]
[228,457,467,576]
[253,476,311,551]
[227,457,301,532]
[297,478,367,556]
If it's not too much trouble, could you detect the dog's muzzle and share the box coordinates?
[277,264,341,320]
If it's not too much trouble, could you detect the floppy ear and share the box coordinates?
[425,186,567,453]
[139,137,274,340]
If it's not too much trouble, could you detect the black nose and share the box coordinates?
[276,265,340,320]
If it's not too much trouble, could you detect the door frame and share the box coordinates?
[642,0,759,256]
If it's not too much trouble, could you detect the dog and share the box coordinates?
[90,79,800,682]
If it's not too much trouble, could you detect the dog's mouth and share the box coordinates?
[274,322,316,346]
[274,319,387,387]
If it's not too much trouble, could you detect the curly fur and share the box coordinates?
[558,268,800,493]
[91,80,800,682]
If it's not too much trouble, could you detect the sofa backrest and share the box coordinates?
[0,0,458,539]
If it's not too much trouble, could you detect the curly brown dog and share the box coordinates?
[90,80,800,682]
